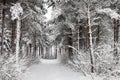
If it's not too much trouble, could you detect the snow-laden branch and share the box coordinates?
[97,8,120,19]
[10,3,23,20]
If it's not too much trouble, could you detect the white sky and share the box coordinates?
[44,1,61,22]
[44,4,53,21]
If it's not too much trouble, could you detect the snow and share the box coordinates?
[10,3,23,20]
[44,1,61,22]
[22,62,103,80]
[40,59,60,64]
[44,4,52,21]
[97,8,120,19]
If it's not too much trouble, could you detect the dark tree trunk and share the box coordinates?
[26,45,28,56]
[11,20,16,53]
[38,42,41,56]
[32,32,37,57]
[34,33,37,57]
[79,26,83,49]
[55,43,57,59]
[39,45,41,56]
[113,19,120,64]
[1,0,6,55]
[96,25,100,44]
[20,23,23,49]
[86,26,89,49]
[68,28,73,60]
[29,43,32,55]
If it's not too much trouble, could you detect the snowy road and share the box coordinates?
[22,60,101,80]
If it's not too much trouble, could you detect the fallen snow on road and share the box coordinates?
[40,59,60,64]
[22,62,102,80]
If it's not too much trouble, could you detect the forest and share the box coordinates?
[0,0,120,80]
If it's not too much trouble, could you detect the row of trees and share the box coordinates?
[0,0,46,79]
[45,0,120,75]
[0,0,46,60]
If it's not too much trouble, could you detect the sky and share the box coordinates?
[44,4,53,21]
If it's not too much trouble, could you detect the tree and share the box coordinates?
[97,8,120,64]
[1,0,6,55]
[113,19,120,64]
[11,20,16,53]
[87,5,94,73]
[10,2,23,64]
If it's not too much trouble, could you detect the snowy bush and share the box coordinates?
[3,28,12,52]
[94,43,114,74]
[67,42,120,79]
[94,43,120,79]
[0,54,29,80]
[67,49,90,76]
[0,55,18,80]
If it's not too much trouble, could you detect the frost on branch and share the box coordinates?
[10,3,23,20]
[97,8,120,19]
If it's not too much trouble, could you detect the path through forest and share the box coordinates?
[22,59,102,80]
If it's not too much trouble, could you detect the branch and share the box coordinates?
[20,12,31,20]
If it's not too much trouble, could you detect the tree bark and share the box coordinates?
[87,7,94,73]
[55,43,57,59]
[96,25,100,44]
[11,20,16,53]
[39,44,41,57]
[1,0,6,55]
[34,32,37,57]
[43,47,46,59]
[79,26,83,49]
[26,45,28,56]
[78,28,80,52]
[68,28,73,60]
[113,19,119,64]
[33,32,37,57]
[15,18,21,64]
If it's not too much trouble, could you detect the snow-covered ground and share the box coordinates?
[40,59,60,64]
[21,59,103,80]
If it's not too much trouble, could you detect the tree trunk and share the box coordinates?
[29,43,32,55]
[68,28,73,60]
[96,25,100,44]
[26,45,28,56]
[11,20,16,53]
[43,47,46,58]
[39,44,41,57]
[87,7,94,73]
[113,19,119,64]
[15,18,21,64]
[55,43,57,59]
[41,46,43,58]
[86,26,89,49]
[78,28,80,52]
[1,0,6,55]
[79,26,83,49]
[32,33,37,57]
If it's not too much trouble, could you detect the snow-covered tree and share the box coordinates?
[10,3,23,64]
[97,8,120,64]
